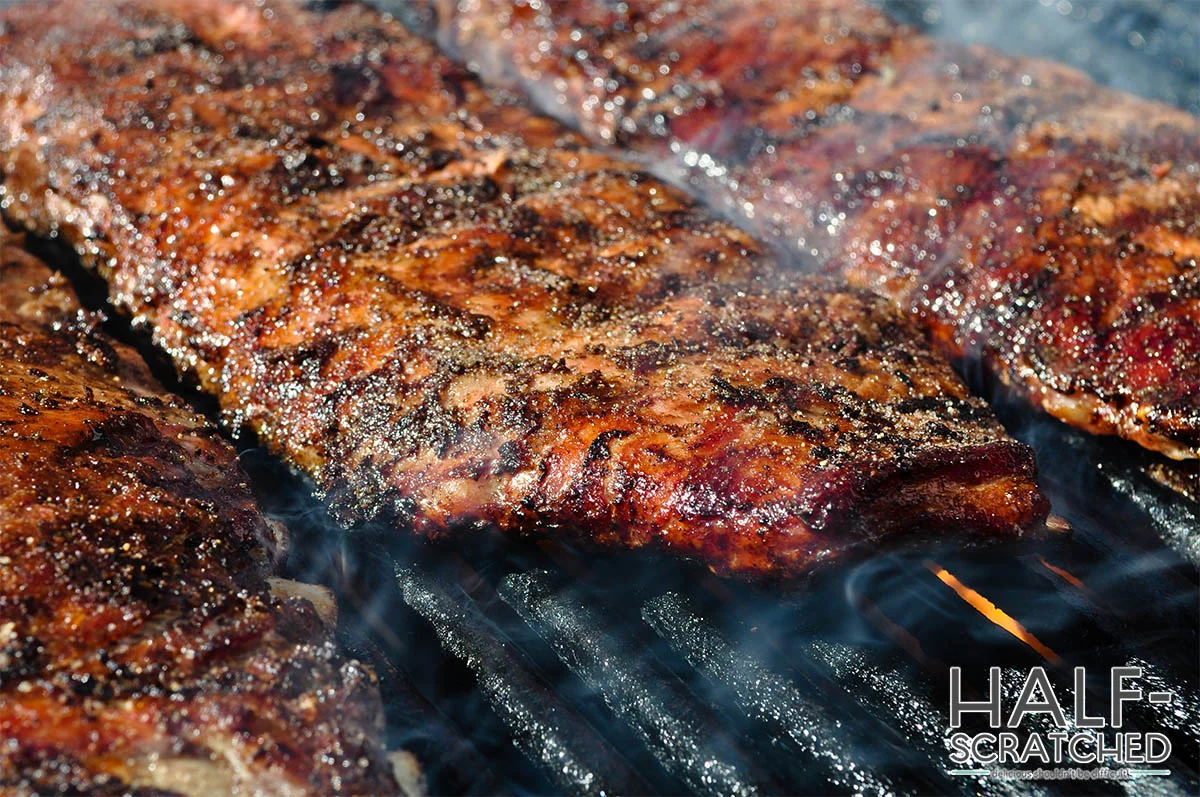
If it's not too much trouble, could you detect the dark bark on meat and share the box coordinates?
[0,0,1048,578]
[413,0,1200,460]
[0,228,397,793]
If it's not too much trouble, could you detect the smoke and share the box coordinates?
[877,0,1200,113]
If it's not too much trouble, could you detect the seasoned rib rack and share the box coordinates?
[0,229,397,794]
[412,0,1200,460]
[0,0,1048,577]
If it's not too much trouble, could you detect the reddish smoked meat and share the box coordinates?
[416,0,1200,460]
[0,229,398,794]
[0,0,1047,578]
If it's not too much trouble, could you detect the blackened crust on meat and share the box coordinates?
[0,230,397,794]
[415,0,1200,460]
[0,0,1047,578]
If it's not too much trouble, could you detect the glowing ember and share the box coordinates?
[925,561,1062,665]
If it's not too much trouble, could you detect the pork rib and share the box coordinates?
[414,0,1200,460]
[0,0,1048,578]
[0,228,397,794]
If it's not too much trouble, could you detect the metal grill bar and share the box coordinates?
[394,565,648,795]
[338,631,505,795]
[499,570,767,797]
[1043,423,1200,568]
[643,591,925,796]
[800,640,1047,797]
[1099,465,1200,566]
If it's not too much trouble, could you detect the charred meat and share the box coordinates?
[415,0,1200,460]
[0,0,1048,577]
[0,229,397,794]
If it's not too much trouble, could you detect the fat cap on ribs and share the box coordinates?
[0,0,1048,578]
[413,0,1200,460]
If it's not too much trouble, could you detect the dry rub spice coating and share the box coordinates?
[417,0,1200,459]
[0,229,396,794]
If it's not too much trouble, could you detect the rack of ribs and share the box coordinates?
[0,228,398,793]
[0,0,1048,578]
[412,0,1200,460]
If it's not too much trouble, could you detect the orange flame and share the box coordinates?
[925,561,1062,664]
[1037,556,1086,590]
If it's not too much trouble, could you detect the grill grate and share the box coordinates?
[639,591,917,795]
[498,570,768,795]
[262,405,1198,795]
[394,564,648,795]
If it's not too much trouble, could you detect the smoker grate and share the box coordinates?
[639,590,917,795]
[394,563,649,795]
[248,405,1199,795]
[497,570,768,796]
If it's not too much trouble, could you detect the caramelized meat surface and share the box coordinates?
[0,230,397,794]
[416,0,1200,460]
[0,0,1047,578]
